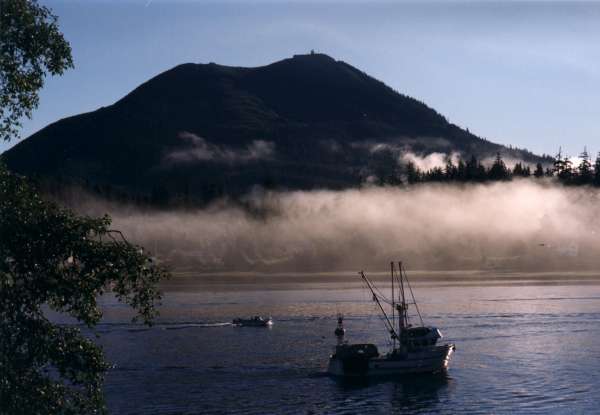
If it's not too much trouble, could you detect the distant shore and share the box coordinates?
[161,270,600,291]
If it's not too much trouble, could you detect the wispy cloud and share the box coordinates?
[400,151,461,171]
[165,132,275,164]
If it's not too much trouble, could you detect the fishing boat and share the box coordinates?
[232,316,273,327]
[328,262,455,377]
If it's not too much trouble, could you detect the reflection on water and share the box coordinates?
[92,278,600,414]
[333,373,451,414]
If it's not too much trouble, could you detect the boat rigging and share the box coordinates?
[328,261,455,377]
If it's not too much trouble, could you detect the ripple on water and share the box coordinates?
[99,283,600,414]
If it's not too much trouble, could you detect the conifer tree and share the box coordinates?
[457,159,467,181]
[512,162,531,178]
[466,155,476,179]
[577,147,593,185]
[405,161,421,184]
[557,155,573,183]
[594,152,600,187]
[512,163,524,177]
[534,163,544,178]
[426,166,445,182]
[444,156,457,181]
[476,162,487,181]
[488,152,510,181]
[553,148,565,177]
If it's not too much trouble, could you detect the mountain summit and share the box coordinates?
[2,53,542,202]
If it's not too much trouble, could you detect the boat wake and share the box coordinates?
[88,321,234,333]
[162,322,233,330]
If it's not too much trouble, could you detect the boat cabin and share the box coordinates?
[402,326,442,347]
[333,343,379,360]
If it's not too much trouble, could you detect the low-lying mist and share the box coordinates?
[68,180,600,273]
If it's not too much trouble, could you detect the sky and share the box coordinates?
[3,0,600,158]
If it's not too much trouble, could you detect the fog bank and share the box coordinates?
[71,180,600,273]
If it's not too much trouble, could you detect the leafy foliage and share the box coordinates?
[0,164,170,414]
[0,0,73,141]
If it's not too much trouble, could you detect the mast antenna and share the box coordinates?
[400,262,424,327]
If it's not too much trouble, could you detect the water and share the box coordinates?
[94,278,600,414]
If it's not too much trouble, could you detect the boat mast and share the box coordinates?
[391,262,395,350]
[400,262,424,327]
[359,271,398,341]
[398,261,407,332]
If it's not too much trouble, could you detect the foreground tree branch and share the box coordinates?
[0,0,74,141]
[0,165,170,413]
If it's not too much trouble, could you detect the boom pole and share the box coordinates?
[359,271,398,341]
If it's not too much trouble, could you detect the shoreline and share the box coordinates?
[160,270,600,290]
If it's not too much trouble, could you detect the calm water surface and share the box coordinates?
[95,278,600,414]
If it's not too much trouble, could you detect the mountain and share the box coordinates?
[2,53,545,203]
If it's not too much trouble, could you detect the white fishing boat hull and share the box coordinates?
[328,344,454,377]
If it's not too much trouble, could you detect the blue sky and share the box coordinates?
[3,0,600,158]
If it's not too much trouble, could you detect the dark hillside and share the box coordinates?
[2,53,547,203]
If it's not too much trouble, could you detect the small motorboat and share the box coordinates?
[328,262,455,377]
[232,316,273,327]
